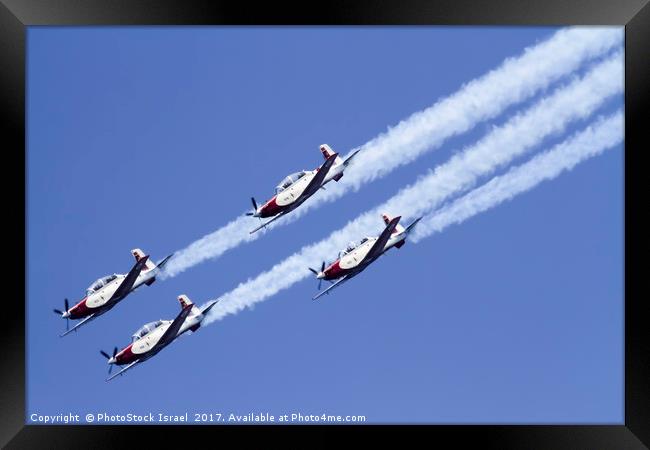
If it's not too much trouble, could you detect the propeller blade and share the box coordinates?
[64,298,69,311]
[107,347,118,374]
[100,350,110,359]
[318,279,323,291]
[251,197,258,211]
[53,309,63,315]
[66,318,69,331]
[321,261,326,272]
[245,212,255,216]
[308,267,319,275]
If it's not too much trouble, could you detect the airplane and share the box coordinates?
[101,295,219,381]
[246,144,360,234]
[308,213,422,301]
[53,249,173,337]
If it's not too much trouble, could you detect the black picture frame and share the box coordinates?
[3,0,647,447]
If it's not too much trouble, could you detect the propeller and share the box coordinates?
[100,347,118,374]
[308,261,327,290]
[53,298,70,330]
[245,197,259,216]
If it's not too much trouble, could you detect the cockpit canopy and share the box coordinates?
[341,237,372,255]
[275,171,308,194]
[132,320,165,342]
[85,274,119,295]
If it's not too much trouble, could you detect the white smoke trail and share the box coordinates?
[368,52,622,224]
[410,111,623,241]
[200,103,622,325]
[291,28,623,215]
[161,27,622,278]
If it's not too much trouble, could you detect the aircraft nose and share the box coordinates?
[316,272,325,279]
[62,311,70,318]
[108,357,116,365]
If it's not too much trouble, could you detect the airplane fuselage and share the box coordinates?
[257,161,346,218]
[321,231,407,281]
[66,271,155,320]
[67,276,124,319]
[112,310,205,366]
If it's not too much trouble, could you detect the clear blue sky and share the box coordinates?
[27,27,623,424]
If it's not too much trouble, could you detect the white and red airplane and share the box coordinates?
[308,214,422,300]
[246,144,360,234]
[101,295,218,381]
[53,249,173,337]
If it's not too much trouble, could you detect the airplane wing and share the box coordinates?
[249,211,288,234]
[299,153,339,200]
[109,255,150,302]
[152,303,194,351]
[312,274,354,301]
[359,216,402,266]
[106,360,140,382]
[59,314,96,337]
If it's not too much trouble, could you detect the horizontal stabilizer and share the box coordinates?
[343,149,361,167]
[404,217,422,234]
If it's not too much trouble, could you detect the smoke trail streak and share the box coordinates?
[200,109,623,325]
[410,111,623,241]
[368,52,621,224]
[290,29,622,216]
[161,28,622,278]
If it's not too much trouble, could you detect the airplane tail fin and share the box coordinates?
[320,144,337,160]
[320,144,345,181]
[177,294,194,309]
[178,295,204,323]
[132,249,173,286]
[131,248,156,272]
[381,213,405,234]
[320,144,344,165]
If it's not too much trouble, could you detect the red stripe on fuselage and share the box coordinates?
[323,260,349,280]
[68,297,90,319]
[115,343,138,365]
[260,196,283,217]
